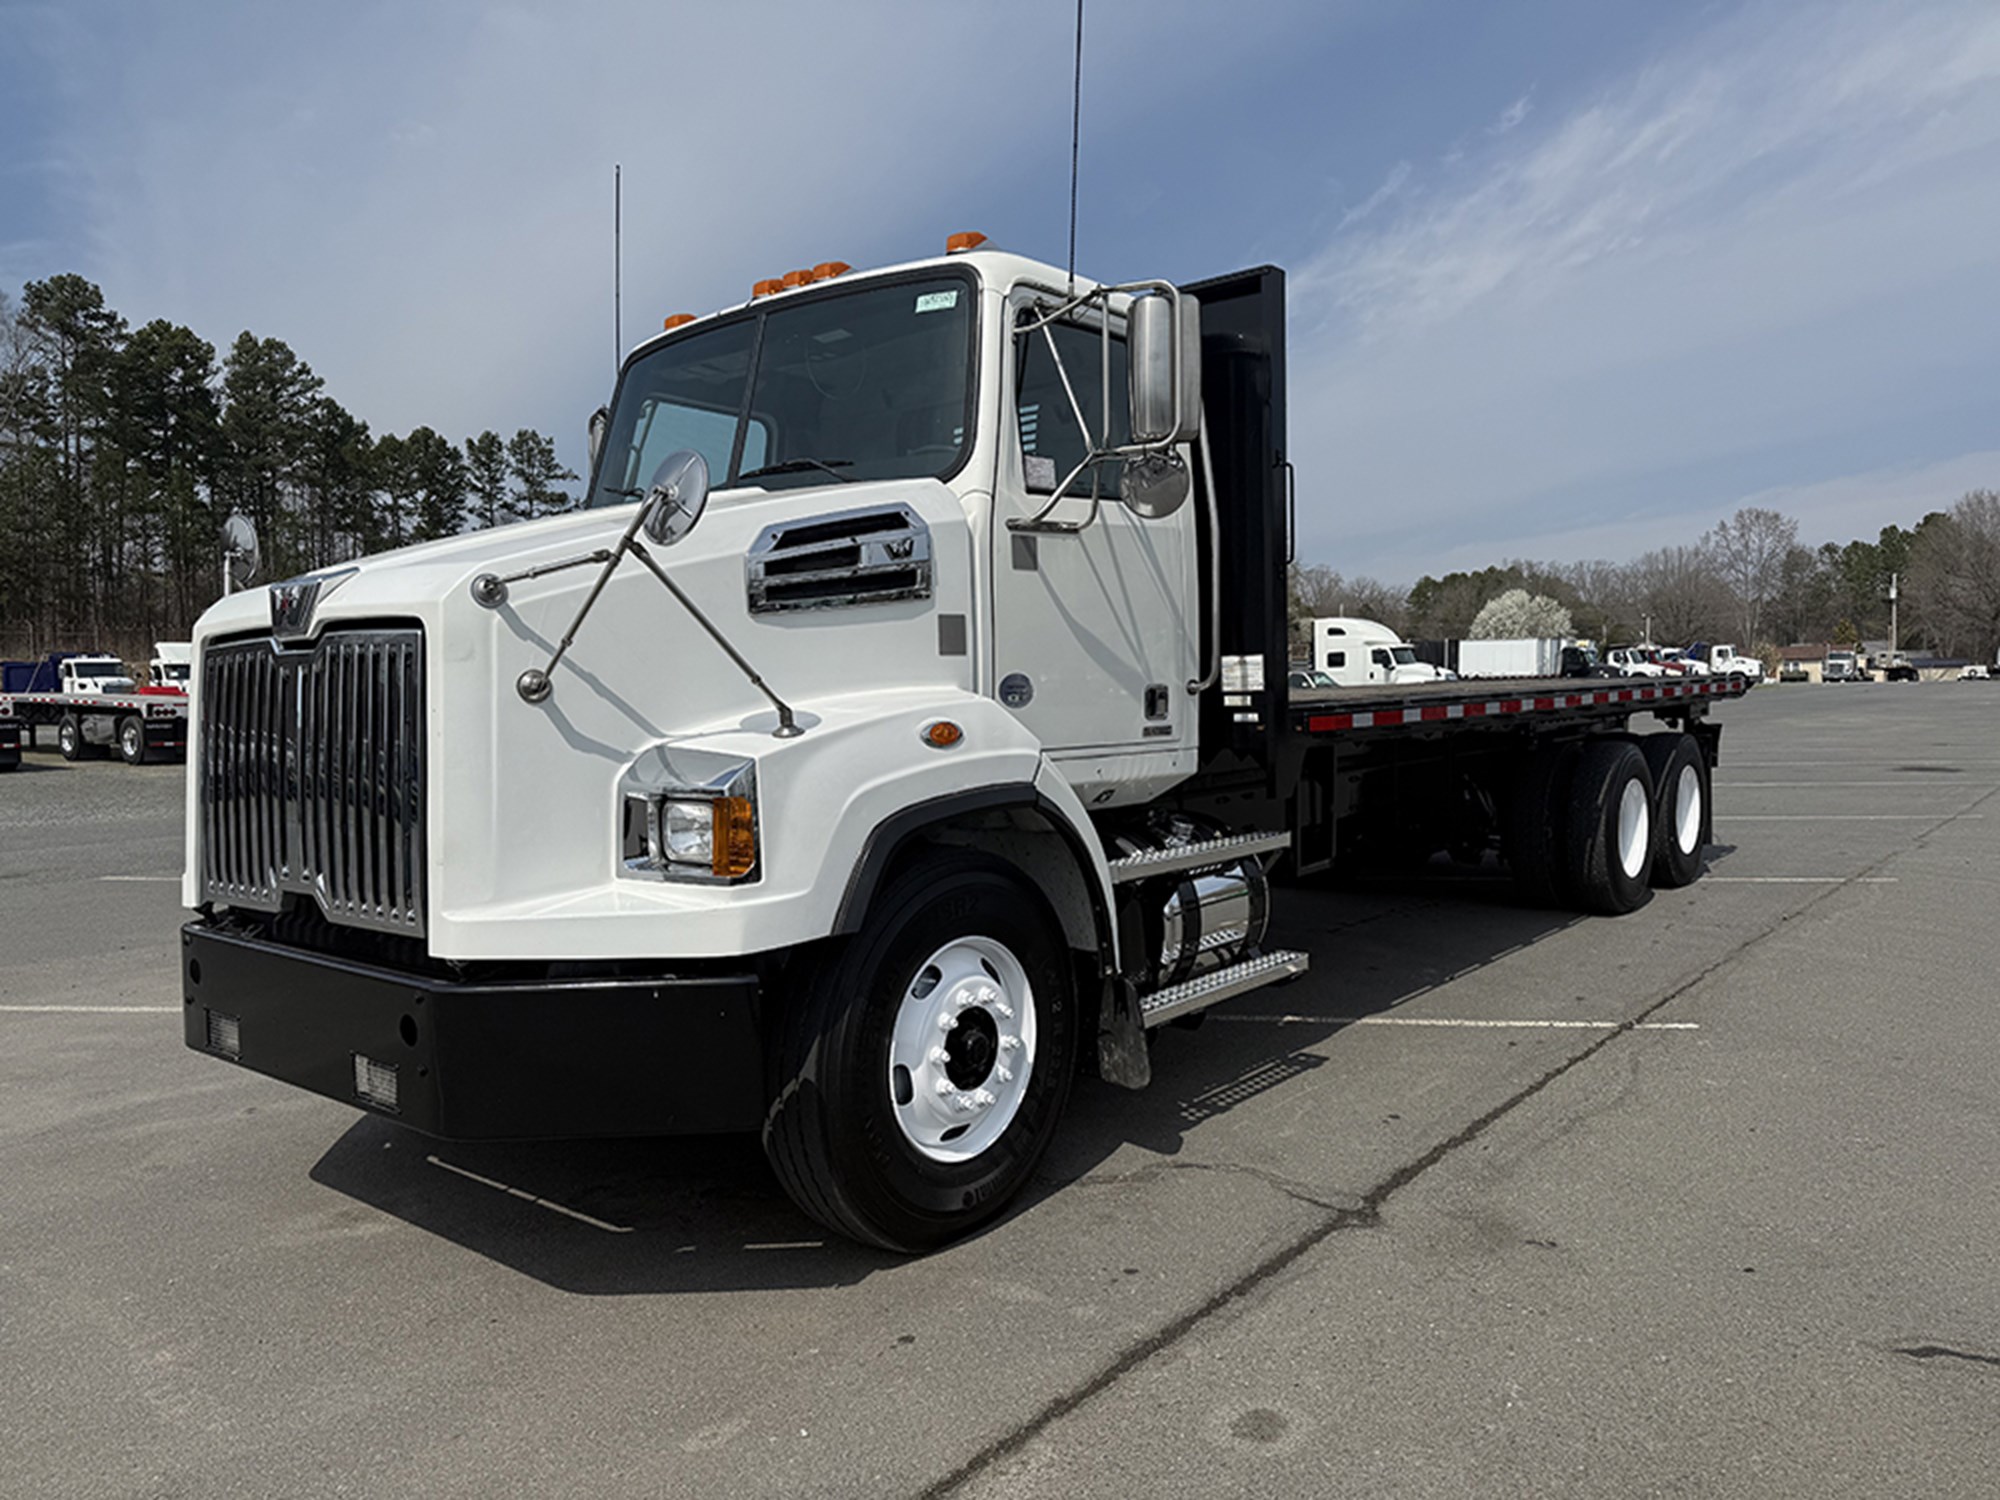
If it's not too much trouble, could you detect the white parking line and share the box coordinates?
[426,1154,634,1234]
[1724,814,1983,821]
[99,875,180,882]
[1717,782,1995,788]
[0,1004,180,1013]
[1210,1015,1699,1030]
[1706,876,1898,883]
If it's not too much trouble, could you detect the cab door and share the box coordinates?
[986,292,1198,782]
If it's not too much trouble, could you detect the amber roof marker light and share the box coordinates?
[662,313,696,331]
[946,231,988,254]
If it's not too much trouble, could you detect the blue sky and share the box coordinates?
[3,0,1996,583]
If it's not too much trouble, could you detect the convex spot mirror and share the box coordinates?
[642,449,710,547]
[1123,451,1190,519]
[588,405,610,466]
[221,512,261,586]
[1127,291,1202,450]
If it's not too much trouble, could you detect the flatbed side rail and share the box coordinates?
[1291,675,1749,735]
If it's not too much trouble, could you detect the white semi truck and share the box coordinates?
[178,240,1747,1250]
[1310,616,1453,686]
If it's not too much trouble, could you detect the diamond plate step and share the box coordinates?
[1106,830,1292,883]
[1139,949,1310,1028]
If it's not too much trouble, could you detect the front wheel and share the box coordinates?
[763,850,1080,1252]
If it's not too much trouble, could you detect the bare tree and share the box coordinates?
[1704,505,1798,642]
[1625,543,1730,644]
[1906,491,2000,662]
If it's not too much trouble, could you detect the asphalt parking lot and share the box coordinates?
[5,683,1998,1498]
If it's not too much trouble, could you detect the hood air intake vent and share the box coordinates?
[746,503,932,615]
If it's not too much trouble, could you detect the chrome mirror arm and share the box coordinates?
[627,540,802,738]
[507,504,654,703]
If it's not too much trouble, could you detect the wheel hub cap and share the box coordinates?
[888,936,1037,1162]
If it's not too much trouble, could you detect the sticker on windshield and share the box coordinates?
[914,290,959,314]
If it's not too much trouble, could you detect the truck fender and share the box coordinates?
[832,766,1119,975]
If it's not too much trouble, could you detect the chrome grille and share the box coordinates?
[199,628,426,936]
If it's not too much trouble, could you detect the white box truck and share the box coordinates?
[1457,638,1570,678]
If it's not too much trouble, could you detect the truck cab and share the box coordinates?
[1312,617,1451,687]
[60,656,137,694]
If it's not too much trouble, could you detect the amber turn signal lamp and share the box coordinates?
[712,797,757,879]
[921,720,964,750]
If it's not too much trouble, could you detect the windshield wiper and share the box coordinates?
[734,457,853,484]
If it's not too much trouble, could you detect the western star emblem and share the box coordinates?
[269,568,357,640]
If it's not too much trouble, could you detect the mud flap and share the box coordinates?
[1096,976,1152,1090]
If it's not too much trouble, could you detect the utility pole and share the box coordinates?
[1888,572,1899,666]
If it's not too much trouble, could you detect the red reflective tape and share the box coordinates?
[1308,714,1352,732]
[1500,699,1523,714]
[1374,710,1404,726]
[1465,701,1489,716]
[1533,697,1555,710]
[1420,705,1449,721]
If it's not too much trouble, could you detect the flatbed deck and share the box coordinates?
[1289,673,1749,735]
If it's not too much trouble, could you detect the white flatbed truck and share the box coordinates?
[178,241,1747,1250]
[1,655,189,765]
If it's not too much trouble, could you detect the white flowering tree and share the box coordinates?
[1469,588,1574,639]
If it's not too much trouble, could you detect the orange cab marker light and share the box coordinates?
[662,313,696,331]
[946,231,988,254]
[921,720,964,750]
[812,261,851,281]
[781,268,813,289]
[751,278,782,298]
[711,797,757,879]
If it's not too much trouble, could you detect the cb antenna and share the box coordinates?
[613,163,623,372]
[1067,0,1083,294]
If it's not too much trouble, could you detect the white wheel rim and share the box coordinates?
[1674,763,1703,855]
[122,724,139,755]
[1616,776,1651,880]
[887,935,1037,1163]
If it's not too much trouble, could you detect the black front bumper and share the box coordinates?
[181,923,766,1138]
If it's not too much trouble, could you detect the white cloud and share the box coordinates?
[1285,0,2000,579]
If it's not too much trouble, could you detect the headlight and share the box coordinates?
[663,800,715,865]
[617,748,759,883]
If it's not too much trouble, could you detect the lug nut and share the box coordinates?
[973,1089,996,1107]
[928,1046,947,1064]
[935,1079,953,1096]
[996,1001,1015,1020]
[995,1066,1013,1084]
[955,1093,977,1112]
[999,1034,1020,1052]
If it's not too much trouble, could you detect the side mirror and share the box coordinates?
[221,512,261,588]
[1127,292,1201,447]
[641,449,710,547]
[588,405,610,466]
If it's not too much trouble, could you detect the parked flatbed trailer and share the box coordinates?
[0,691,188,765]
[1289,673,1749,733]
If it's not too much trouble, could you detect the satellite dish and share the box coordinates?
[222,513,261,589]
[641,450,710,548]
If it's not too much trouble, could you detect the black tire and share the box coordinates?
[1505,742,1581,907]
[1562,739,1655,915]
[58,714,86,761]
[1640,733,1706,888]
[117,715,149,765]
[763,850,1080,1253]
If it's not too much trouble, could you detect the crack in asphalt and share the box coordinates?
[918,787,1999,1499]
[1895,1344,2000,1370]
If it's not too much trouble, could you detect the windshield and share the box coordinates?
[70,660,127,678]
[588,273,976,507]
[1390,647,1418,665]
